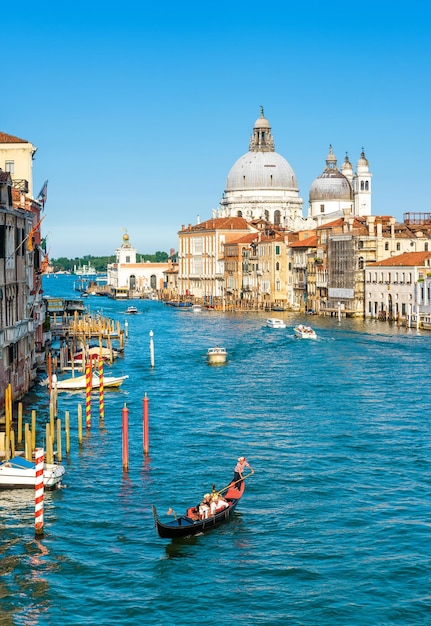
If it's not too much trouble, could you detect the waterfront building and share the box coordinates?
[0,131,47,416]
[288,232,318,312]
[107,233,169,298]
[177,217,256,302]
[365,251,431,323]
[0,132,38,197]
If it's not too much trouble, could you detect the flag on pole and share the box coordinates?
[27,216,45,251]
[37,180,48,207]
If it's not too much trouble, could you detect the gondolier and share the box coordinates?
[233,457,252,488]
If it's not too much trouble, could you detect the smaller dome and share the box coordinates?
[341,153,353,172]
[309,171,352,202]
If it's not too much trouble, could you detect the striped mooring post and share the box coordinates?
[85,363,92,429]
[35,448,45,536]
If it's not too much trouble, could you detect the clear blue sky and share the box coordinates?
[3,1,430,259]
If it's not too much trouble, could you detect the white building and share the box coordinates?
[218,107,315,231]
[309,146,372,224]
[107,233,169,296]
[365,251,431,321]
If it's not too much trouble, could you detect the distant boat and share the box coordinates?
[294,324,317,339]
[266,318,286,329]
[191,304,202,313]
[0,456,65,490]
[126,306,138,314]
[207,346,228,365]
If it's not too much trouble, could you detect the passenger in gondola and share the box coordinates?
[233,456,251,489]
[198,494,211,519]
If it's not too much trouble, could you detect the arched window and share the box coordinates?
[129,275,136,290]
[264,210,269,221]
[365,181,369,190]
[425,242,429,251]
[237,210,243,217]
[274,210,281,225]
[361,181,364,190]
[150,274,157,290]
[276,261,280,271]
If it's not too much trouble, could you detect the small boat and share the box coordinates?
[52,372,128,391]
[191,304,202,313]
[294,324,317,339]
[152,472,253,539]
[266,318,286,329]
[0,456,65,490]
[126,305,138,314]
[207,346,227,365]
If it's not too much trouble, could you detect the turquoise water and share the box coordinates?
[1,275,430,625]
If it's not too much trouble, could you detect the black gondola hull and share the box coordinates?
[152,479,247,539]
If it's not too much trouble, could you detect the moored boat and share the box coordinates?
[266,318,286,329]
[49,372,128,391]
[152,471,253,539]
[0,456,65,490]
[207,346,227,365]
[294,324,317,339]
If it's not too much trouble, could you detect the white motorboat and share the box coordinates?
[294,324,317,339]
[266,318,286,329]
[51,372,128,391]
[191,304,202,313]
[126,305,138,314]
[207,346,228,365]
[0,456,65,490]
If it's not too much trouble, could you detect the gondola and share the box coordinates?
[152,472,253,539]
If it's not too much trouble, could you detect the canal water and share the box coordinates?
[1,275,430,625]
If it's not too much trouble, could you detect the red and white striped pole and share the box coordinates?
[35,448,44,536]
[85,363,92,429]
[98,357,104,421]
[122,403,129,471]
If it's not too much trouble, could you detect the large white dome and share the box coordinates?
[226,150,298,192]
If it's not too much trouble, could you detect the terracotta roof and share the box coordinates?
[369,251,431,267]
[0,131,28,143]
[289,234,318,248]
[180,217,251,233]
[226,233,259,245]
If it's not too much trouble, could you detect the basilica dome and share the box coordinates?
[225,150,298,191]
[309,146,352,202]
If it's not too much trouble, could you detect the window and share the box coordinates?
[385,242,389,250]
[396,242,401,251]
[275,245,280,255]
[365,181,369,191]
[5,161,14,174]
[276,261,280,271]
[320,204,325,213]
[361,181,364,190]
[425,243,429,251]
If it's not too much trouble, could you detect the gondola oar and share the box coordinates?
[216,468,255,496]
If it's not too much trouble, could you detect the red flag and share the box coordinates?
[27,216,45,251]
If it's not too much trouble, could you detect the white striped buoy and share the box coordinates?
[35,448,45,536]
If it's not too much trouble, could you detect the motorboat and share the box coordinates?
[191,304,202,313]
[294,324,317,339]
[266,318,286,329]
[50,372,128,391]
[0,456,65,490]
[207,346,228,365]
[126,305,138,314]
